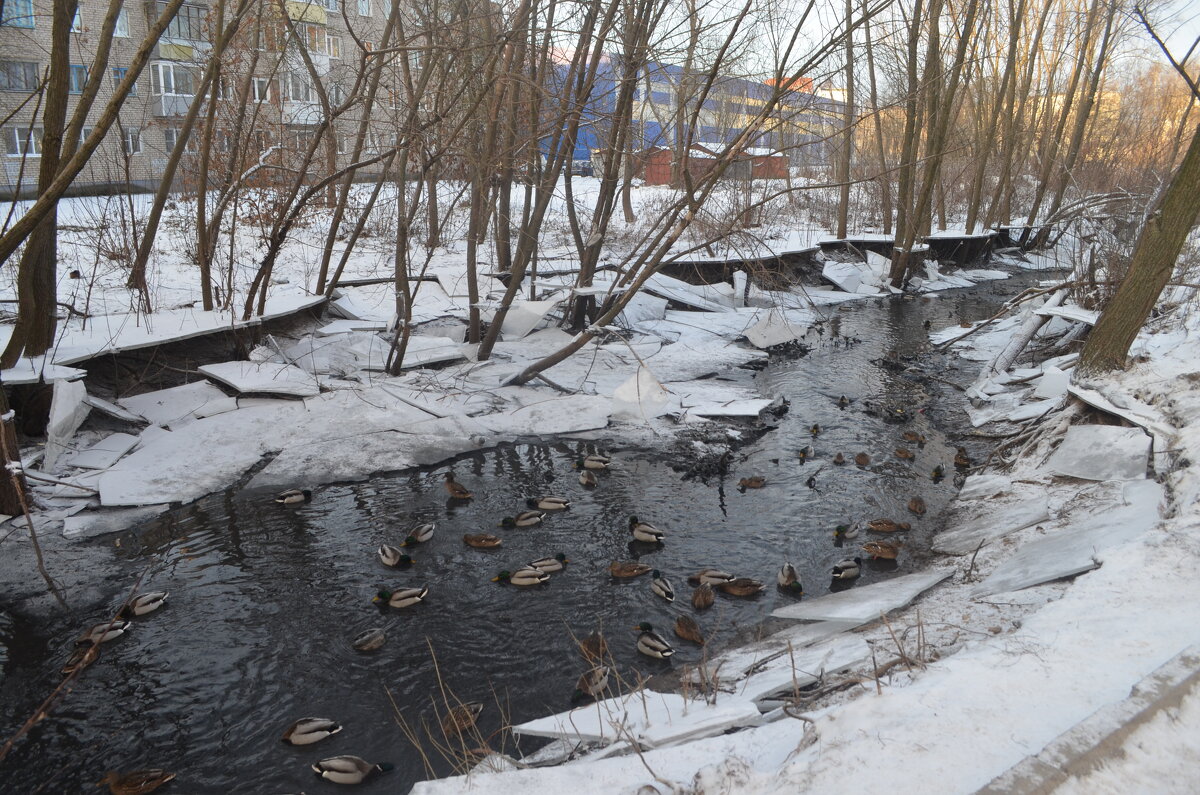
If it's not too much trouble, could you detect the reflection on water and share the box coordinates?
[0,283,1022,793]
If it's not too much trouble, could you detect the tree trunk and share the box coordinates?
[835,0,854,238]
[1078,123,1200,373]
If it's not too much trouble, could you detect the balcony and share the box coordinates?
[150,94,192,117]
[282,100,322,125]
[285,1,326,24]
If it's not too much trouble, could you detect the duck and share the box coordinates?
[77,619,132,645]
[954,447,972,469]
[573,665,611,701]
[687,568,735,586]
[609,560,652,578]
[119,592,168,618]
[492,568,550,586]
[691,582,715,610]
[837,395,850,409]
[674,615,705,645]
[908,496,927,515]
[579,469,598,488]
[862,540,901,560]
[854,452,871,467]
[501,511,545,528]
[717,577,766,597]
[527,496,570,511]
[834,523,860,541]
[633,622,675,658]
[931,463,946,483]
[378,545,415,567]
[798,446,815,463]
[737,476,766,490]
[578,630,608,662]
[895,447,915,461]
[530,553,569,572]
[810,423,821,437]
[463,533,502,549]
[832,557,862,580]
[629,516,665,543]
[443,472,473,499]
[440,702,483,736]
[352,627,386,652]
[867,518,911,533]
[311,756,394,785]
[62,644,99,677]
[650,570,675,602]
[833,452,846,466]
[282,717,343,746]
[373,586,428,608]
[777,562,803,594]
[402,522,436,546]
[274,488,311,505]
[98,770,176,795]
[577,454,612,470]
[902,431,927,446]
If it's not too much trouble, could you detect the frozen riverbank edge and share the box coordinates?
[408,307,1200,794]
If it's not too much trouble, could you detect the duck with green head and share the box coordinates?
[634,622,674,658]
[530,553,569,572]
[501,511,545,528]
[378,545,415,567]
[373,586,428,608]
[493,568,550,586]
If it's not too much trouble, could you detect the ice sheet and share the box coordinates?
[118,381,232,427]
[932,497,1052,555]
[44,379,90,473]
[1047,425,1151,481]
[772,569,954,622]
[199,361,321,397]
[66,432,139,470]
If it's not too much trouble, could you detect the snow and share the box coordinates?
[66,432,140,470]
[117,381,229,427]
[198,361,321,397]
[1046,425,1151,481]
[771,569,954,622]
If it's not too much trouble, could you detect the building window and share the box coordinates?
[112,67,136,94]
[328,82,346,105]
[71,6,83,33]
[357,0,370,16]
[158,1,208,41]
[115,8,129,36]
[4,126,42,156]
[327,33,342,59]
[251,77,272,102]
[69,65,88,94]
[320,0,338,10]
[150,62,195,96]
[1,0,35,28]
[121,127,141,155]
[163,127,197,152]
[284,72,314,103]
[0,61,40,91]
[301,23,326,54]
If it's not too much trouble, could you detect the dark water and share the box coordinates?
[0,280,1024,794]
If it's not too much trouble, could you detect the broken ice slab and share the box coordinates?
[1032,365,1070,400]
[642,273,736,313]
[44,379,91,473]
[0,357,88,386]
[317,319,389,335]
[63,505,170,540]
[772,568,955,622]
[728,634,872,703]
[199,361,320,398]
[1046,424,1150,481]
[1067,385,1172,472]
[1036,304,1099,326]
[475,394,611,436]
[959,269,1010,282]
[687,620,863,685]
[378,380,502,418]
[932,497,1051,555]
[822,260,873,294]
[743,308,808,349]
[667,381,774,418]
[615,292,668,327]
[972,480,1163,597]
[955,474,1014,501]
[479,298,564,340]
[118,381,232,427]
[191,396,240,420]
[390,335,467,369]
[612,366,676,421]
[67,433,140,470]
[83,394,146,424]
[1004,396,1062,423]
[512,690,760,750]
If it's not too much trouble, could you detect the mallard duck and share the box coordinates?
[282,717,343,746]
[402,522,436,545]
[737,476,766,490]
[895,447,915,461]
[579,630,608,662]
[674,615,705,645]
[932,463,946,483]
[530,553,569,572]
[98,770,176,795]
[120,592,168,618]
[463,533,502,549]
[687,568,735,586]
[443,472,473,499]
[311,756,394,785]
[798,446,815,463]
[274,488,311,505]
[352,627,386,652]
[834,523,860,541]
[78,619,132,645]
[833,452,846,465]
[62,643,99,676]
[777,562,803,593]
[954,447,971,469]
[577,454,611,470]
[629,516,665,543]
[867,518,911,533]
[837,395,850,409]
[854,452,871,467]
[527,496,570,511]
[908,496,927,515]
[378,544,415,567]
[501,511,545,529]
[572,665,610,701]
[373,586,428,608]
[810,423,821,437]
[862,540,901,560]
[633,622,674,658]
[717,577,766,597]
[650,570,675,602]
[492,568,549,586]
[579,469,598,488]
[440,702,483,736]
[692,583,715,610]
[609,560,652,578]
[832,557,862,580]
[902,431,926,446]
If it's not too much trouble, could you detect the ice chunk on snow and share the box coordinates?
[476,395,611,436]
[669,381,774,418]
[771,569,954,622]
[1032,365,1070,399]
[932,497,1051,555]
[67,432,140,470]
[615,292,667,327]
[199,361,320,397]
[956,474,1013,501]
[480,298,563,340]
[822,260,867,293]
[1047,425,1150,481]
[1036,304,1099,326]
[731,634,872,703]
[118,382,232,427]
[0,358,88,386]
[392,335,467,369]
[688,620,863,685]
[642,273,736,312]
[744,308,807,349]
[44,379,90,473]
[317,319,388,335]
[63,505,169,539]
[612,366,674,421]
[83,394,146,423]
